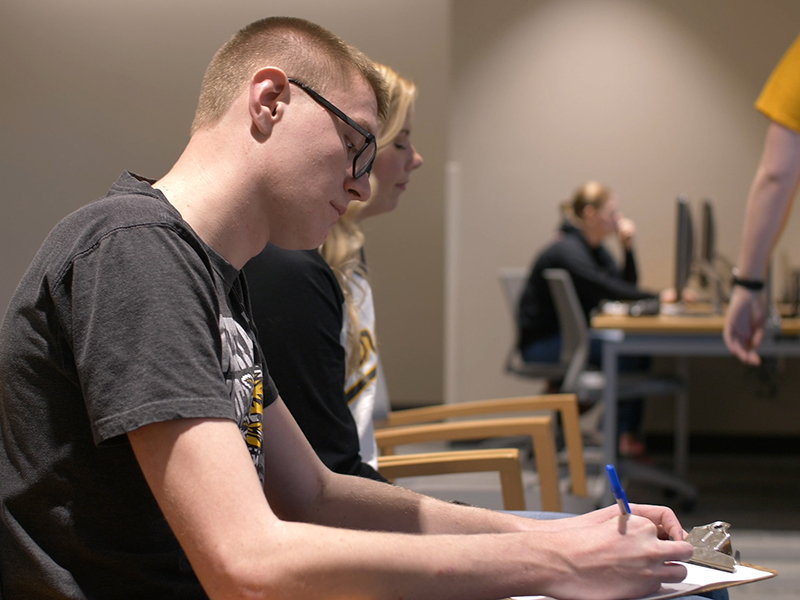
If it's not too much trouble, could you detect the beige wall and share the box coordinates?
[0,0,448,406]
[447,0,800,433]
[4,0,800,431]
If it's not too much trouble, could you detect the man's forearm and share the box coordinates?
[201,506,693,600]
[130,414,694,600]
[251,518,550,600]
[310,469,542,535]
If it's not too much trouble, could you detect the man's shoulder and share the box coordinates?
[756,33,800,133]
[29,172,191,277]
[64,172,180,232]
[45,173,178,250]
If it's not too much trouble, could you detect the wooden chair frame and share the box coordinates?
[377,394,587,500]
[375,413,564,511]
[377,448,526,510]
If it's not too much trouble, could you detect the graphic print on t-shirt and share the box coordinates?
[345,329,377,404]
[219,315,264,481]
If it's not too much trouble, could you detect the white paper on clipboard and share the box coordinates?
[509,561,775,600]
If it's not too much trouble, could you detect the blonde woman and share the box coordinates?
[518,182,660,456]
[244,63,422,480]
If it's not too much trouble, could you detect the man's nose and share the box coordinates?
[346,171,371,202]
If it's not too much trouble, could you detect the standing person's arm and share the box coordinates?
[724,122,800,365]
[129,399,694,600]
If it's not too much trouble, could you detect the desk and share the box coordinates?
[591,312,800,505]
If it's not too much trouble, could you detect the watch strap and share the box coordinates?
[731,275,765,291]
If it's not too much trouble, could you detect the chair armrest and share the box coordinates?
[374,416,561,512]
[377,448,526,511]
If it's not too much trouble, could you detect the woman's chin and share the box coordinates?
[363,195,401,219]
[383,198,401,215]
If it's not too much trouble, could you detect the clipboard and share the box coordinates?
[507,563,775,600]
[508,521,777,600]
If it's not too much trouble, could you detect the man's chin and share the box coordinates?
[270,227,330,251]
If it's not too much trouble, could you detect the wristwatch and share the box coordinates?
[731,269,765,291]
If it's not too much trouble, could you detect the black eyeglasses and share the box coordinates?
[288,78,376,179]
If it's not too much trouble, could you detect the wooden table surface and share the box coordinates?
[592,310,800,335]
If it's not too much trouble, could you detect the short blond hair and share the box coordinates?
[191,17,388,135]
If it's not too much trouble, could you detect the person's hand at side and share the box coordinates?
[531,507,693,600]
[724,286,767,365]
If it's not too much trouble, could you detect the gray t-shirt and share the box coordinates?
[0,172,278,598]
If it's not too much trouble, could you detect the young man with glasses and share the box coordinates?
[0,15,710,600]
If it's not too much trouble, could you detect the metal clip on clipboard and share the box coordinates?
[687,521,741,572]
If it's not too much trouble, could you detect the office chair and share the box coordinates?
[498,267,570,382]
[542,268,697,504]
[375,393,589,512]
[498,267,603,443]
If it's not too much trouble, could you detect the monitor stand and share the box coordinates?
[662,260,727,317]
[698,259,725,315]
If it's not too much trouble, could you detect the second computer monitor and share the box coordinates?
[675,194,694,303]
[701,198,715,266]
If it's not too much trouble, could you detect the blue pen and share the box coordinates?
[605,464,631,515]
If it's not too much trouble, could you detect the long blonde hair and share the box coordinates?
[320,63,418,377]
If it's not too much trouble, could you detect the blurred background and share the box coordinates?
[3,0,800,442]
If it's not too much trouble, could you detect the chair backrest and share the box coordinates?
[498,266,529,317]
[497,267,569,379]
[542,269,590,392]
[497,266,531,375]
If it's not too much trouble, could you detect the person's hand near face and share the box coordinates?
[616,215,636,250]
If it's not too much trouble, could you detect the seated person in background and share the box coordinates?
[518,181,669,456]
[244,63,423,480]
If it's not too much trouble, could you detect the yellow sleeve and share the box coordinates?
[756,33,800,133]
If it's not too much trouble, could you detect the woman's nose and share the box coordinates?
[408,144,424,171]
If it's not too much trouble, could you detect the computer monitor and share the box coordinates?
[701,198,715,266]
[675,194,694,303]
[697,198,715,290]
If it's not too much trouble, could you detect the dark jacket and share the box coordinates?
[518,225,656,350]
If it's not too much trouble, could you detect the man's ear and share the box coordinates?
[249,67,289,136]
